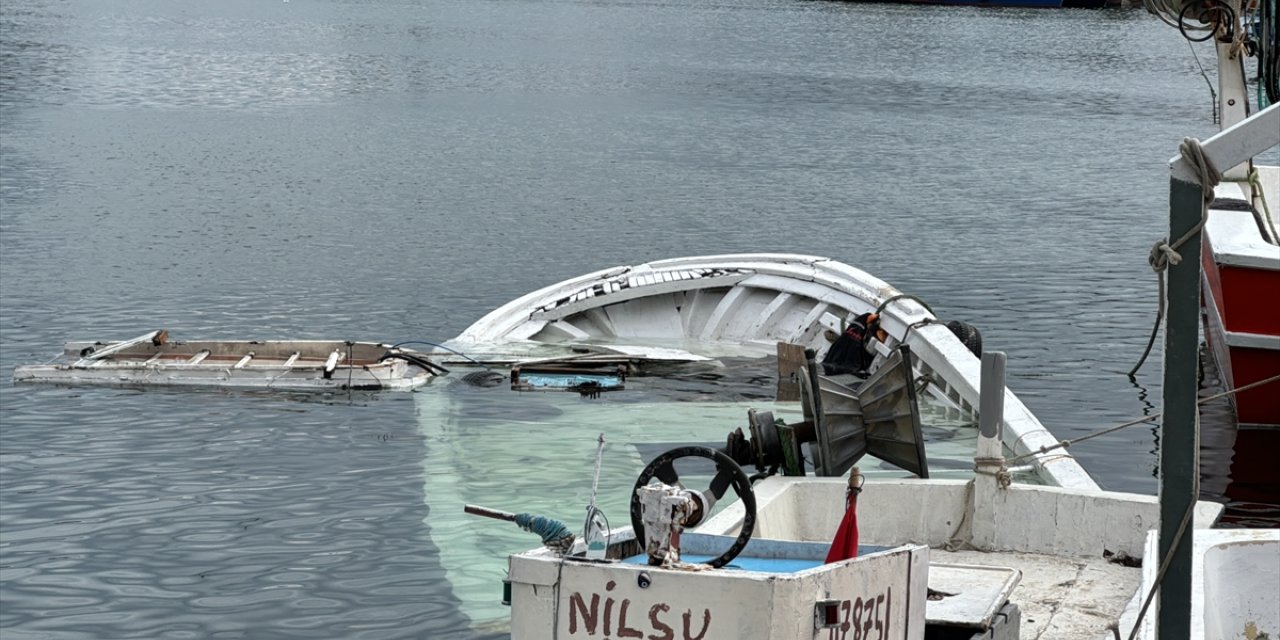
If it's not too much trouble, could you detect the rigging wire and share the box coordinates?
[391,340,489,368]
[1186,38,1220,123]
[1005,372,1280,466]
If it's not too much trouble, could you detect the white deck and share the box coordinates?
[932,549,1139,639]
[1206,165,1280,268]
[695,476,1223,640]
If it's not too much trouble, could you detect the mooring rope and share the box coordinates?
[514,513,574,555]
[1129,137,1221,377]
[1242,168,1280,243]
[973,456,1013,489]
[1004,372,1280,466]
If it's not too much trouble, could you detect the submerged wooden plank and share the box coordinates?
[775,342,806,402]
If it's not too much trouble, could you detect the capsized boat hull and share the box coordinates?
[13,333,442,391]
[449,253,1095,490]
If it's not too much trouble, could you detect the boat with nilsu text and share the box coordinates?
[484,348,1226,639]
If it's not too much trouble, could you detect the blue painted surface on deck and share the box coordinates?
[622,553,825,573]
[619,546,888,573]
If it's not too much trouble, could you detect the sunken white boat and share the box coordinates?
[12,330,444,391]
[415,255,1112,633]
[447,253,1095,490]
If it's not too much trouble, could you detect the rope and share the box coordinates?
[391,340,490,369]
[944,480,977,552]
[582,434,612,554]
[1238,169,1279,243]
[973,456,1013,489]
[1005,373,1280,466]
[1129,138,1221,376]
[1186,37,1220,123]
[515,513,574,555]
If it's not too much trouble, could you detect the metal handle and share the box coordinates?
[464,504,517,522]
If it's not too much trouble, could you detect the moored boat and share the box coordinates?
[12,330,445,391]
[498,352,1225,639]
[1146,0,1280,523]
[1200,168,1280,428]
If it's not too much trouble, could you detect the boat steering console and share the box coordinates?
[629,445,757,569]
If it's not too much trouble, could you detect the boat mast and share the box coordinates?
[1215,2,1251,178]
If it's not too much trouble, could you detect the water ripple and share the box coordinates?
[0,0,1258,637]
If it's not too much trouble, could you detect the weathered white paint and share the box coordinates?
[1135,529,1280,640]
[508,474,1224,640]
[447,254,1097,491]
[702,477,1223,561]
[508,533,929,640]
[1215,40,1251,179]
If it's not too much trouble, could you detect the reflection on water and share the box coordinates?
[414,367,979,629]
[1197,345,1280,528]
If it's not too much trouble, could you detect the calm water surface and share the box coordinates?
[1,0,1265,637]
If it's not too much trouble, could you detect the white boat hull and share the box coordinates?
[451,254,1096,490]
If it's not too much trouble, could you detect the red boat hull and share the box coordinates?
[1200,211,1280,427]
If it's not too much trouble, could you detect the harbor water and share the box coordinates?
[1,0,1272,637]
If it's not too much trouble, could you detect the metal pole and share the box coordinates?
[978,351,1007,452]
[970,351,1008,549]
[1156,177,1203,640]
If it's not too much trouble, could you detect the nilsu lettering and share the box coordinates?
[567,580,712,640]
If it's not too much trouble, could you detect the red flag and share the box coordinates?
[825,490,859,563]
[825,468,863,563]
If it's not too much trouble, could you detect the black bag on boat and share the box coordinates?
[822,313,878,377]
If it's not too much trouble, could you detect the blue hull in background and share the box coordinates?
[832,0,1112,8]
